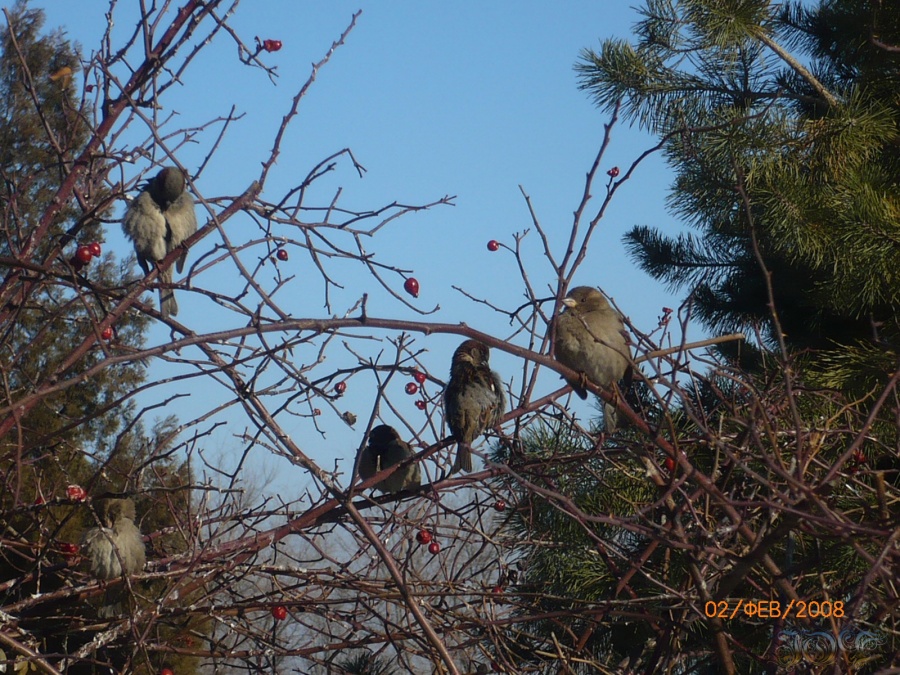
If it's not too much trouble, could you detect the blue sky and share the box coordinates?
[38,2,689,491]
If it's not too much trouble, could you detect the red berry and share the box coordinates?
[405,382,418,395]
[313,408,321,416]
[34,496,45,505]
[160,669,174,675]
[403,277,420,298]
[59,542,79,555]
[664,457,676,473]
[66,485,86,502]
[413,371,427,384]
[84,84,95,93]
[491,585,503,594]
[334,381,347,395]
[494,500,506,512]
[415,400,426,410]
[428,541,440,555]
[101,326,113,340]
[75,245,93,264]
[853,450,867,464]
[415,529,432,545]
[276,248,288,261]
[607,166,620,178]
[271,605,287,621]
[487,240,500,252]
[88,242,102,257]
[263,39,283,52]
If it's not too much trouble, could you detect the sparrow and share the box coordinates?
[444,339,506,473]
[80,497,146,617]
[358,424,421,493]
[554,286,632,432]
[122,166,198,317]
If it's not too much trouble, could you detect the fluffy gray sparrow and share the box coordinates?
[81,497,146,617]
[122,167,197,317]
[358,424,421,493]
[554,286,631,431]
[444,339,506,473]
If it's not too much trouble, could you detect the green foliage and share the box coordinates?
[0,1,83,241]
[0,1,150,452]
[335,651,394,675]
[578,0,900,390]
[490,423,668,670]
[0,0,146,524]
[488,348,900,671]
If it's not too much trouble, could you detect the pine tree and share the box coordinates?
[577,0,900,388]
[0,0,149,496]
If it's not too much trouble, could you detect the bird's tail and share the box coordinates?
[158,266,178,317]
[603,402,618,434]
[452,443,473,473]
[566,377,588,400]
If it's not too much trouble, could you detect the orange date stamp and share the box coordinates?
[704,599,845,620]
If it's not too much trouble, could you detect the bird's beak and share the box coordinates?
[562,297,576,309]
